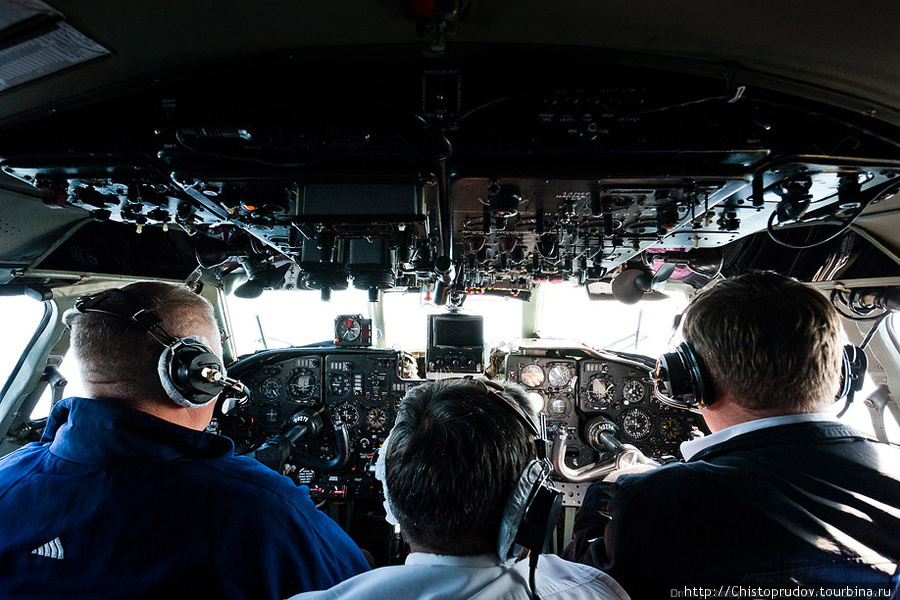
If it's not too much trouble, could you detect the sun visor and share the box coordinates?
[0,1,110,94]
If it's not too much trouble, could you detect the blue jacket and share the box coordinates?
[0,397,370,600]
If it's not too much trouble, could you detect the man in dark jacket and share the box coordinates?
[566,272,900,598]
[0,282,369,600]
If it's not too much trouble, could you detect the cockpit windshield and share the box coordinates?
[224,283,689,356]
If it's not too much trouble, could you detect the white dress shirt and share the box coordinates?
[286,552,629,600]
[679,412,841,461]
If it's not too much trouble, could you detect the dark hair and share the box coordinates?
[682,271,843,412]
[385,379,535,554]
[64,282,219,401]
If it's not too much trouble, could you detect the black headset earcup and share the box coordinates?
[836,344,867,401]
[836,345,853,400]
[158,339,224,408]
[497,460,562,560]
[657,342,714,408]
[515,482,562,554]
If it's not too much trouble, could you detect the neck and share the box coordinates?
[701,396,808,433]
[134,399,215,431]
[407,541,494,556]
[85,384,214,431]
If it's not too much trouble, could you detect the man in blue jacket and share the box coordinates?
[0,282,369,600]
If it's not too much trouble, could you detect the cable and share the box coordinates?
[830,289,890,322]
[766,178,900,250]
[860,312,890,350]
[766,202,868,250]
[443,93,531,127]
[408,113,453,163]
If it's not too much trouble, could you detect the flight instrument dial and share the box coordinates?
[336,317,361,342]
[621,408,653,441]
[548,364,573,388]
[520,364,545,388]
[586,375,616,409]
[260,377,282,400]
[623,379,645,404]
[366,408,388,431]
[331,402,360,428]
[329,373,351,396]
[288,369,318,404]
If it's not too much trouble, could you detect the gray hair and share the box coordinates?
[64,282,219,402]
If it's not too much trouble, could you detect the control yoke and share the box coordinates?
[550,428,656,483]
[254,409,351,473]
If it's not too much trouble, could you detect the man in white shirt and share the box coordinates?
[287,378,629,600]
[565,272,900,598]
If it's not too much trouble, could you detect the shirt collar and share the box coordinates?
[46,397,234,465]
[680,412,840,461]
[404,553,510,568]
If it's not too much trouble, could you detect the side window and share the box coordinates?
[0,295,48,395]
[30,354,86,420]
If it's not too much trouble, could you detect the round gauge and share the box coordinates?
[336,317,361,342]
[548,364,573,388]
[621,408,653,441]
[331,402,360,428]
[658,416,685,442]
[329,373,351,396]
[623,380,645,404]
[549,395,569,416]
[263,405,280,424]
[260,377,282,400]
[366,408,388,431]
[288,369,317,403]
[587,375,616,408]
[521,364,545,387]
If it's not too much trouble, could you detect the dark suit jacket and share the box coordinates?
[565,421,900,599]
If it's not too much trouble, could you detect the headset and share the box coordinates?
[653,341,866,411]
[475,380,562,600]
[68,288,244,408]
[374,379,559,599]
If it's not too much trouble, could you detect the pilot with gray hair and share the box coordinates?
[0,281,369,600]
[288,378,629,600]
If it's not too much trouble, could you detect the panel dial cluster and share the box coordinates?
[508,353,706,468]
[215,348,425,501]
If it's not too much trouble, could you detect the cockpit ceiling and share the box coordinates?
[2,57,900,294]
[1,2,899,125]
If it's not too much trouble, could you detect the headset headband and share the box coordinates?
[74,289,180,347]
[70,288,246,408]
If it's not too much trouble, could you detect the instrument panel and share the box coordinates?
[507,351,707,506]
[213,345,704,507]
[214,348,425,500]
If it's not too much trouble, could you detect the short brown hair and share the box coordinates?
[64,282,219,401]
[681,272,843,413]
